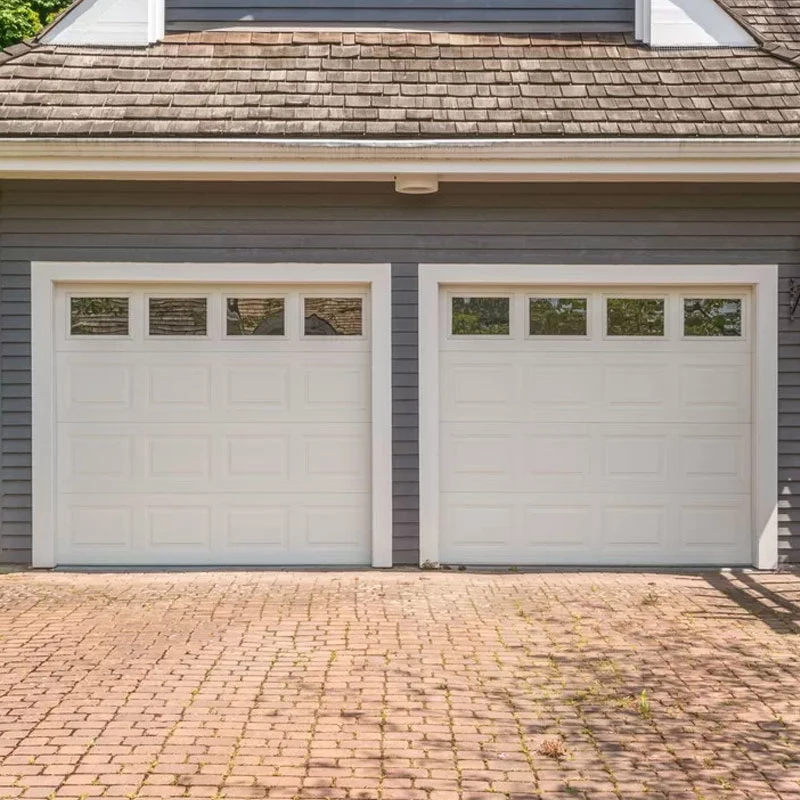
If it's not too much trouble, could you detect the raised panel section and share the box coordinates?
[604,365,668,408]
[680,363,749,418]
[448,435,513,476]
[604,436,666,478]
[148,507,211,548]
[148,366,211,408]
[227,436,288,477]
[680,503,748,549]
[147,437,210,479]
[225,365,288,408]
[304,436,368,478]
[525,365,594,409]
[67,506,132,548]
[444,503,513,547]
[602,505,666,547]
[522,505,590,548]
[302,505,368,548]
[69,436,133,479]
[224,507,289,547]
[526,435,590,476]
[65,363,132,409]
[304,367,366,409]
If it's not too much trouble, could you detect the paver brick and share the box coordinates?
[0,570,799,799]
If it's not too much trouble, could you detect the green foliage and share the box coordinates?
[0,0,74,48]
[452,297,510,335]
[607,298,665,337]
[684,298,742,337]
[530,297,588,336]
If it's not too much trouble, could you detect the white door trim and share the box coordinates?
[419,264,778,570]
[31,261,393,569]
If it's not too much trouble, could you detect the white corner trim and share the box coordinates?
[418,263,779,570]
[637,0,755,47]
[3,138,800,183]
[30,261,393,569]
[40,0,162,46]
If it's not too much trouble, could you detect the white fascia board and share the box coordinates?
[40,0,163,46]
[637,0,755,47]
[1,138,800,182]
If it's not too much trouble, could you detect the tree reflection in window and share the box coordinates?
[684,299,742,337]
[451,297,510,335]
[304,298,363,336]
[226,298,285,336]
[70,297,129,336]
[149,298,207,336]
[607,298,665,337]
[529,297,587,336]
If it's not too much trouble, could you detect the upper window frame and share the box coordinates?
[525,293,591,341]
[446,291,513,340]
[603,293,669,340]
[300,291,370,341]
[222,292,289,340]
[144,292,212,340]
[66,292,133,340]
[680,292,747,341]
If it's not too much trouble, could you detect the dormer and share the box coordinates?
[39,0,755,47]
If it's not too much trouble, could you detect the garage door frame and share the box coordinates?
[31,261,393,569]
[418,263,778,570]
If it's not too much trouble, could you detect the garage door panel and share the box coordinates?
[57,492,371,565]
[54,284,372,566]
[58,352,370,424]
[440,492,751,565]
[442,353,750,425]
[439,285,753,566]
[679,361,750,423]
[59,422,369,494]
[441,421,749,495]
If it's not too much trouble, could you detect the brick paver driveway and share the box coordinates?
[1,570,799,800]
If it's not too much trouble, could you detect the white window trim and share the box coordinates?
[419,264,778,570]
[32,262,393,569]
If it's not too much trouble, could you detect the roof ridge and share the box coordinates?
[712,0,800,68]
[0,41,34,67]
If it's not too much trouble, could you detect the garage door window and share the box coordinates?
[70,297,129,336]
[684,298,743,337]
[606,298,665,337]
[226,298,285,336]
[529,297,588,336]
[304,297,363,336]
[148,298,207,336]
[451,297,510,336]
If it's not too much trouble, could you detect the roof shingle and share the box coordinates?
[0,30,799,139]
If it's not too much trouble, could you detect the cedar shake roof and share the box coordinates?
[722,0,800,53]
[1,1,800,139]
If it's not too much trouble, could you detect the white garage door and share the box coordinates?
[439,286,753,566]
[54,284,371,566]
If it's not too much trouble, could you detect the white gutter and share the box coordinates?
[2,137,800,182]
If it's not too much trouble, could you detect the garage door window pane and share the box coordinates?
[304,298,363,336]
[529,298,587,336]
[149,298,207,336]
[684,299,742,337]
[452,297,510,335]
[70,297,129,336]
[607,298,665,337]
[226,298,285,336]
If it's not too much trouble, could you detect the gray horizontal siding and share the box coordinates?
[165,0,635,31]
[1,180,799,566]
[392,263,419,564]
